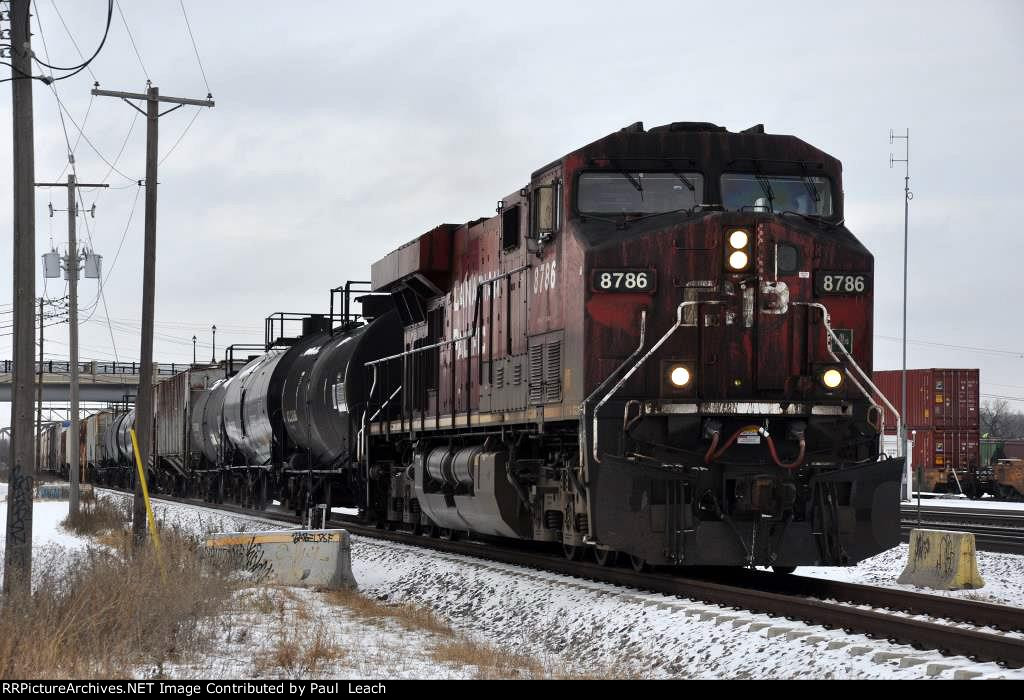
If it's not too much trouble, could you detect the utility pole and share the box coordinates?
[36,297,43,475]
[92,83,214,540]
[890,129,913,518]
[36,176,109,516]
[211,324,216,364]
[5,0,37,596]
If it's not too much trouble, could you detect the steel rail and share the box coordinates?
[98,487,1024,668]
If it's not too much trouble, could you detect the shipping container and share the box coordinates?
[874,368,979,431]
[887,427,980,492]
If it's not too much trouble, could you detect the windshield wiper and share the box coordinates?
[619,170,644,195]
[754,174,775,212]
[800,175,820,203]
[671,171,695,191]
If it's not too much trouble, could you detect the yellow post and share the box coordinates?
[130,427,164,576]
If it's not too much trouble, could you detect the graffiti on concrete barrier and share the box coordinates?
[292,531,336,544]
[936,533,956,577]
[909,532,930,573]
[205,536,274,582]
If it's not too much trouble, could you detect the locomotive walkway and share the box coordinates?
[0,359,194,402]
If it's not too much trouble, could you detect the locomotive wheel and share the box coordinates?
[594,548,618,567]
[629,554,648,573]
[439,528,459,541]
[562,544,584,561]
[426,524,440,538]
[772,565,797,575]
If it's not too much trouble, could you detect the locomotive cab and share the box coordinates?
[570,122,902,566]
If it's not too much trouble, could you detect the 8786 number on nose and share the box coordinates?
[591,268,657,293]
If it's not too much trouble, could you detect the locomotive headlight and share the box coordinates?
[728,250,749,270]
[669,365,691,387]
[728,230,749,249]
[821,368,844,389]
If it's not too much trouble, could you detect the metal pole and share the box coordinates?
[133,85,160,542]
[36,296,43,475]
[5,0,36,596]
[192,335,196,365]
[890,128,913,518]
[68,174,81,516]
[211,324,216,364]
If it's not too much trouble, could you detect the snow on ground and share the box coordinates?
[93,491,1024,679]
[799,543,1024,608]
[146,585,481,679]
[905,497,1024,512]
[347,537,1024,679]
[0,482,93,571]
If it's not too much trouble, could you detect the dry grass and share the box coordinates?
[61,497,132,538]
[323,588,555,678]
[251,593,348,676]
[0,503,239,679]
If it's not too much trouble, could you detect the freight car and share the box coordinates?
[74,121,905,571]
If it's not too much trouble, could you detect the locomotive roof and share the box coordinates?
[548,121,841,180]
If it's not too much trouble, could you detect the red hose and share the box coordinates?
[764,432,806,470]
[704,431,721,464]
[704,424,806,470]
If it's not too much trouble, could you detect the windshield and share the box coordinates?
[720,174,833,216]
[577,171,704,215]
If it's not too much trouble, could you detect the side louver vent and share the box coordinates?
[529,344,544,403]
[545,340,562,401]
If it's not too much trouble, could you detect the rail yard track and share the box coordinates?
[101,487,1024,669]
[900,503,1024,555]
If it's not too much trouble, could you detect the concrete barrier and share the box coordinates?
[35,483,70,500]
[897,529,985,590]
[203,529,357,590]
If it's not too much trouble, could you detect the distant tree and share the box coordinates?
[981,400,1024,438]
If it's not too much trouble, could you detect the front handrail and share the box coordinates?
[578,310,646,474]
[793,301,902,458]
[592,300,721,463]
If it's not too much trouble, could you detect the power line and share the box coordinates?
[113,0,148,81]
[178,0,211,95]
[31,0,112,77]
[875,334,1024,358]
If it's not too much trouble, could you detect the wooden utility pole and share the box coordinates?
[91,84,214,540]
[36,297,43,475]
[5,0,36,595]
[35,176,109,516]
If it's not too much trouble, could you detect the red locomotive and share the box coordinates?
[364,120,904,570]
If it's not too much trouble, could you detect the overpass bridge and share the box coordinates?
[0,360,201,402]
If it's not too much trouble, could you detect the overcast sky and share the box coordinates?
[2,0,1023,428]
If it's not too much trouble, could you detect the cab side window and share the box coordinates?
[502,204,521,250]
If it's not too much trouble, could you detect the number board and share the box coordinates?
[829,329,854,355]
[591,269,657,293]
[815,272,870,296]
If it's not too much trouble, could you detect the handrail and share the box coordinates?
[363,265,530,368]
[793,301,902,458]
[592,300,721,463]
[578,310,646,474]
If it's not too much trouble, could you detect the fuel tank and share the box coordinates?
[281,311,402,466]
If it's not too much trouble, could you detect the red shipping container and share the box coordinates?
[886,428,980,492]
[873,368,979,431]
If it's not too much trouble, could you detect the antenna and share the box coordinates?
[889,127,915,519]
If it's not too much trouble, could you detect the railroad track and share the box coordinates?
[100,487,1024,669]
[900,504,1024,555]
